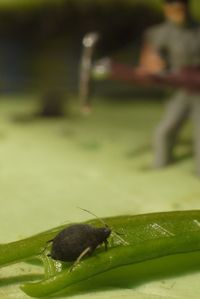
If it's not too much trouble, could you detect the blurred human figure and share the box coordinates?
[140,0,200,174]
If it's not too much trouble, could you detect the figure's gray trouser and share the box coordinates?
[153,89,200,174]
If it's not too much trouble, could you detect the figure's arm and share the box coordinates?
[138,42,166,74]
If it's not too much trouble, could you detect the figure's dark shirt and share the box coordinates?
[145,20,200,71]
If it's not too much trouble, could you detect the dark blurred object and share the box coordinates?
[59,1,162,55]
[38,91,65,117]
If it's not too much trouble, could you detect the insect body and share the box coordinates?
[49,223,111,262]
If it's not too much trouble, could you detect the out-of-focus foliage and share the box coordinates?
[0,0,63,9]
[0,0,162,11]
[0,0,199,19]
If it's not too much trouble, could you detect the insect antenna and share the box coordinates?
[78,207,129,246]
[78,207,108,227]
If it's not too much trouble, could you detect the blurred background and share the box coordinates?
[1,1,200,297]
[1,0,200,237]
[1,0,199,95]
[0,0,163,95]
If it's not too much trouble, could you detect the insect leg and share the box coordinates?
[104,239,109,251]
[39,238,54,256]
[69,247,91,273]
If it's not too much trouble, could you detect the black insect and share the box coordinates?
[47,209,127,268]
[49,223,111,262]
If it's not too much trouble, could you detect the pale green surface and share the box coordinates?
[0,95,200,298]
